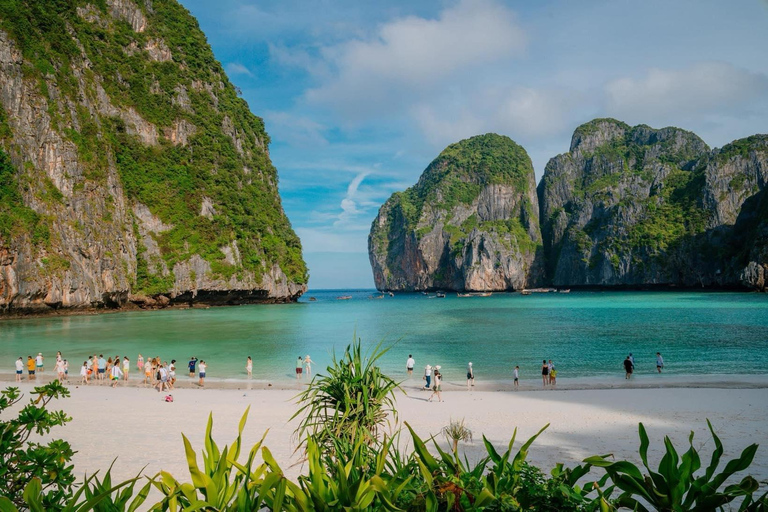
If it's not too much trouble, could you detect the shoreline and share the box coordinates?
[3,372,767,392]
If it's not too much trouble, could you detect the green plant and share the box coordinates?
[0,382,76,509]
[586,420,760,511]
[291,337,401,455]
[442,419,473,453]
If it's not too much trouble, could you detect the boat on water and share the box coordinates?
[436,291,446,298]
[337,295,352,300]
[370,294,385,299]
[525,288,557,293]
[309,297,317,301]
[558,289,571,293]
[387,291,394,297]
[521,290,531,295]
[457,292,492,297]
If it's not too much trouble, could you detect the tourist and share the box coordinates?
[295,356,303,380]
[548,360,555,385]
[541,360,549,387]
[656,352,664,373]
[198,360,207,387]
[513,365,519,389]
[246,356,253,377]
[424,364,432,389]
[63,359,69,382]
[168,360,176,388]
[110,361,123,387]
[86,356,93,376]
[466,362,474,390]
[137,354,144,373]
[304,355,313,377]
[122,356,130,381]
[27,356,35,380]
[36,352,44,373]
[624,356,633,379]
[80,361,89,385]
[629,353,635,370]
[406,354,415,377]
[155,363,167,392]
[144,358,153,386]
[428,366,443,402]
[188,356,197,377]
[106,357,113,377]
[15,357,23,382]
[56,359,64,382]
[97,354,107,382]
[550,366,557,386]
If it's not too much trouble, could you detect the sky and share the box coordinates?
[178,0,768,290]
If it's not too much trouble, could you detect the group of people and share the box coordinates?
[623,352,664,379]
[294,355,314,379]
[14,352,209,390]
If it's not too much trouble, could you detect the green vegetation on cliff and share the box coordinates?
[0,0,306,292]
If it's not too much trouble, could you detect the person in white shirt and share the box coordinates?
[304,355,313,377]
[15,357,23,382]
[466,362,474,390]
[56,359,66,381]
[656,352,664,373]
[424,364,432,389]
[110,363,123,388]
[80,362,89,385]
[122,357,130,381]
[513,366,519,389]
[198,361,207,387]
[406,355,415,377]
[36,353,44,373]
[168,360,176,389]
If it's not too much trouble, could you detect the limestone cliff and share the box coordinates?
[538,119,768,289]
[369,134,543,291]
[0,0,306,314]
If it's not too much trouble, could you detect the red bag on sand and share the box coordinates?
[164,395,173,402]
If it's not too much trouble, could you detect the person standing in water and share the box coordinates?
[304,355,313,377]
[656,352,664,373]
[122,356,130,381]
[466,362,474,389]
[188,356,198,378]
[15,357,23,382]
[513,365,519,389]
[428,367,443,402]
[36,353,44,373]
[541,360,549,387]
[295,356,303,380]
[198,360,207,387]
[246,356,253,377]
[406,354,415,377]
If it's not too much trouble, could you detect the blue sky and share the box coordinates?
[178,0,768,290]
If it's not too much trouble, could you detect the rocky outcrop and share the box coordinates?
[538,119,768,289]
[369,134,543,291]
[0,0,306,315]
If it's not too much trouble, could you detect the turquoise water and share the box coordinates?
[1,291,767,382]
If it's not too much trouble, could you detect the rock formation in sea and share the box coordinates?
[538,119,767,290]
[368,133,543,291]
[0,0,307,314]
[370,119,767,292]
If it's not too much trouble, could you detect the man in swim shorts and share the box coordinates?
[27,356,36,380]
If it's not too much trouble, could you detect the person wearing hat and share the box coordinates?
[467,362,474,390]
[36,353,44,373]
[304,355,314,377]
[423,364,432,390]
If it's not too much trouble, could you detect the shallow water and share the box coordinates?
[1,290,767,382]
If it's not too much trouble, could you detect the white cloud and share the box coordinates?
[304,0,526,120]
[224,62,253,77]
[335,172,370,227]
[605,61,768,122]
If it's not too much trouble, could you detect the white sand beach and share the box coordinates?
[4,375,767,489]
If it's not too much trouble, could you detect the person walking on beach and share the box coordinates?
[246,356,253,377]
[80,361,89,385]
[628,353,635,370]
[624,356,633,379]
[155,363,167,392]
[406,355,415,377]
[424,364,432,390]
[110,361,123,388]
[541,360,549,387]
[122,356,130,381]
[466,362,474,390]
[656,352,664,373]
[27,356,35,380]
[428,366,443,402]
[198,360,207,387]
[168,360,177,389]
[304,355,313,377]
[36,353,44,373]
[513,365,519,389]
[188,356,198,378]
[56,358,65,382]
[15,357,23,382]
[144,358,153,386]
[295,356,303,380]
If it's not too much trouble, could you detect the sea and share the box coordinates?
[1,290,767,383]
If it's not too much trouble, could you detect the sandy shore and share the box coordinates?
[2,375,766,493]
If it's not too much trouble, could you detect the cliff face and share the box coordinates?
[0,0,306,314]
[369,134,543,291]
[538,119,768,289]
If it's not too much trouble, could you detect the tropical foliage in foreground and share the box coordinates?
[1,341,767,511]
